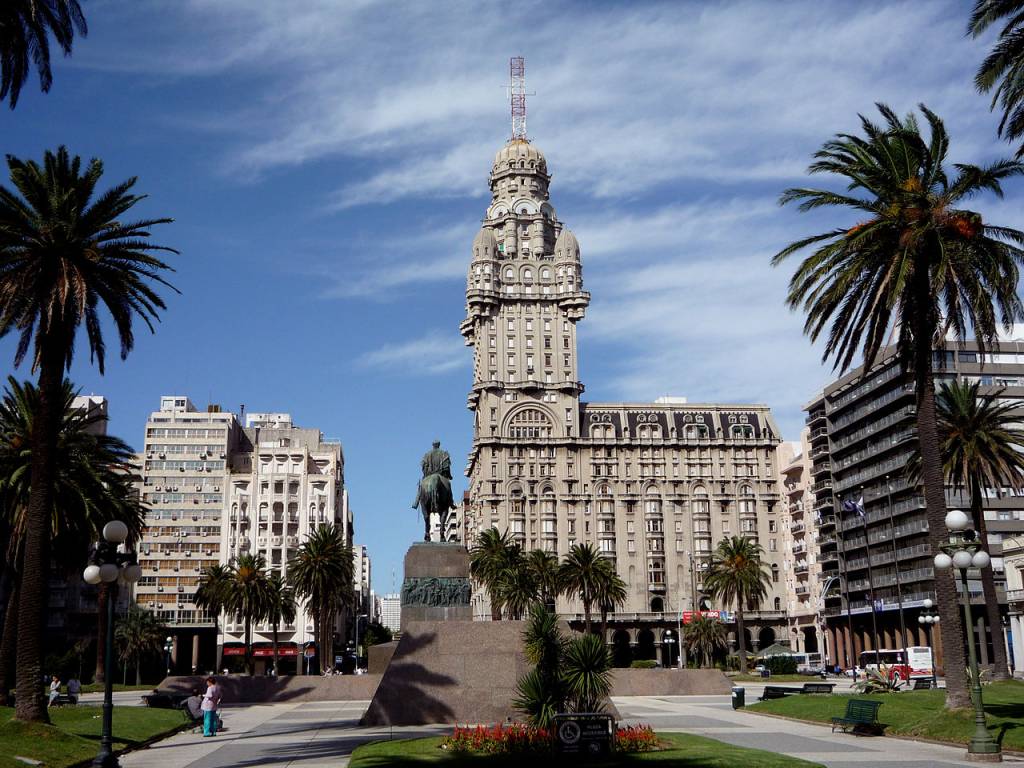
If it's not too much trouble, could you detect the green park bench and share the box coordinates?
[759,685,800,700]
[831,699,883,735]
[800,682,835,694]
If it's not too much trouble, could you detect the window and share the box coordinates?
[505,267,514,279]
[507,337,514,348]
[526,320,533,331]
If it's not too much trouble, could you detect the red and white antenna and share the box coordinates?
[510,56,527,141]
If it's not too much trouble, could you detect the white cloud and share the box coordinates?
[356,331,468,376]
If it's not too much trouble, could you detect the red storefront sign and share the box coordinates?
[253,645,298,657]
[222,645,246,656]
[681,610,732,624]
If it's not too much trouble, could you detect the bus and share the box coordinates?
[858,647,933,682]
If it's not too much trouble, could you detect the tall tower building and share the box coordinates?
[461,60,788,665]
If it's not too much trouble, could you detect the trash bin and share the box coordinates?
[732,687,745,709]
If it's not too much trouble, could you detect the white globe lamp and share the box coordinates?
[83,564,102,585]
[923,598,933,609]
[945,509,970,532]
[972,550,991,569]
[103,520,129,544]
[953,550,974,570]
[98,563,120,583]
[934,552,953,571]
[123,563,143,583]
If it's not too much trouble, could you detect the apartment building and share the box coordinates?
[378,593,401,635]
[353,544,372,618]
[135,396,238,672]
[218,412,350,673]
[807,340,1024,671]
[778,429,825,662]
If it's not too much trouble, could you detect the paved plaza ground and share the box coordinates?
[112,684,1023,768]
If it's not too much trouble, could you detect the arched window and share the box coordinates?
[771,564,779,584]
[504,267,514,279]
[540,268,551,280]
[684,424,709,439]
[691,485,710,516]
[523,268,533,280]
[507,408,554,439]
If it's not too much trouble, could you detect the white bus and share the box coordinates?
[859,647,934,681]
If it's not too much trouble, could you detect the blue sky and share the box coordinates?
[1,0,1021,595]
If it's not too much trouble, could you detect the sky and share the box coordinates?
[1,0,1021,596]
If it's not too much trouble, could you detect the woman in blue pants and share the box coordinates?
[201,676,222,736]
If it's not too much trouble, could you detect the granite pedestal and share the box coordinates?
[399,542,472,629]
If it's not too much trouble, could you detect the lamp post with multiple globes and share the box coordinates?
[82,521,143,768]
[917,598,940,689]
[933,509,1001,763]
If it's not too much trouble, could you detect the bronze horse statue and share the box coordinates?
[412,440,455,541]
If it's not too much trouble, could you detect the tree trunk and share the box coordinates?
[15,345,63,724]
[94,583,109,684]
[735,607,748,674]
[583,598,592,635]
[245,615,253,676]
[272,622,280,675]
[912,319,969,709]
[135,655,141,686]
[970,476,1010,680]
[0,574,20,700]
[599,605,608,643]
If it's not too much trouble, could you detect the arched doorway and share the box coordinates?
[612,630,632,668]
[661,629,679,668]
[636,629,656,661]
[758,626,776,650]
[650,596,664,613]
[803,627,819,653]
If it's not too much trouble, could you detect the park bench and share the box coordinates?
[831,699,883,735]
[758,685,801,700]
[911,678,933,690]
[49,693,75,707]
[800,682,835,694]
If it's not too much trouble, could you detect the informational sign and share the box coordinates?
[553,713,614,756]
[221,645,246,656]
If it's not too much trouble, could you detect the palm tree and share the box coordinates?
[266,571,296,676]
[936,380,1024,680]
[469,527,519,620]
[561,633,612,714]
[703,536,770,674]
[288,524,353,674]
[525,549,561,610]
[0,1,87,108]
[971,0,1024,156]
[683,614,727,668]
[222,554,273,677]
[0,376,144,700]
[772,104,1024,709]
[559,543,608,634]
[194,563,231,667]
[594,564,627,641]
[493,555,535,620]
[0,147,176,722]
[115,606,165,685]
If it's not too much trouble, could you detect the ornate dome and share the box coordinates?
[554,229,580,261]
[492,139,547,175]
[472,227,499,260]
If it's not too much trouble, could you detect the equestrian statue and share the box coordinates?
[411,440,455,541]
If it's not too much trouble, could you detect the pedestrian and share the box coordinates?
[201,676,222,737]
[67,676,81,705]
[48,675,61,706]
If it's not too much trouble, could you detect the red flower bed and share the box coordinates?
[616,724,659,752]
[441,723,553,754]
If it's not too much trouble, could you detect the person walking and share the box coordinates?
[201,676,222,737]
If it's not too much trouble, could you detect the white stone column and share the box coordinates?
[1011,615,1024,677]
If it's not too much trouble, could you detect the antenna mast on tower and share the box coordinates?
[510,56,527,141]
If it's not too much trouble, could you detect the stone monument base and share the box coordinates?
[360,620,531,725]
[400,542,472,628]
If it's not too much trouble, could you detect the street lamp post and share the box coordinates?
[82,521,143,768]
[163,636,173,677]
[933,509,1002,762]
[918,598,940,689]
[353,614,368,672]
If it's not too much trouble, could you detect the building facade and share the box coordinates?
[135,399,353,674]
[378,593,401,635]
[353,544,372,618]
[806,341,1024,672]
[778,429,826,663]
[460,135,789,664]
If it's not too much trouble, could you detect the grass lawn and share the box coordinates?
[750,679,1024,750]
[348,733,824,767]
[0,705,184,768]
[78,683,156,694]
[729,674,816,683]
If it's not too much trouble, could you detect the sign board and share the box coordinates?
[304,646,316,659]
[253,646,299,657]
[221,646,246,656]
[682,610,733,624]
[553,713,614,756]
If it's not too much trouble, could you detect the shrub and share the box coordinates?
[442,724,552,754]
[630,659,658,669]
[616,724,659,753]
[854,664,903,694]
[763,655,798,675]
